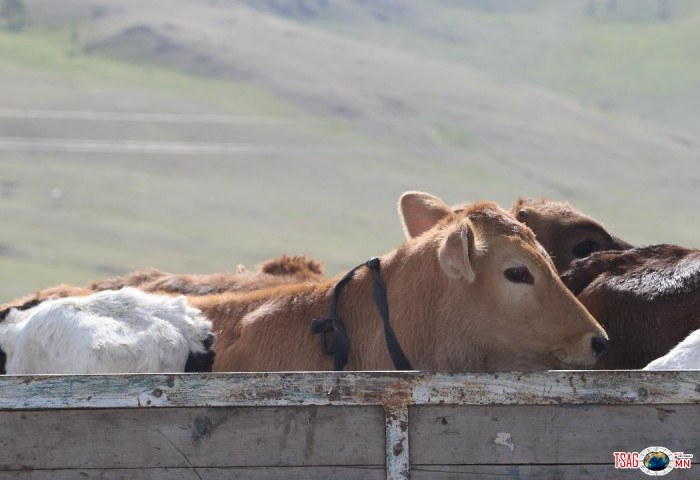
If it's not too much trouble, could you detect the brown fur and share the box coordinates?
[88,268,168,291]
[0,256,325,319]
[510,197,632,272]
[196,192,607,372]
[259,255,323,276]
[89,255,325,296]
[0,284,95,320]
[560,244,700,369]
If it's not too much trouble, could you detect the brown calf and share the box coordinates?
[91,255,324,295]
[560,244,700,369]
[0,255,324,320]
[511,198,632,272]
[191,192,607,372]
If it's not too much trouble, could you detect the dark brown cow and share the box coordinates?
[511,197,632,272]
[561,244,700,369]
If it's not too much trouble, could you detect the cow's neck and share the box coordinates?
[315,251,415,371]
[326,252,395,370]
[368,243,491,371]
[333,246,448,370]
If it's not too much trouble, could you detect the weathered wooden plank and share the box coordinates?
[0,406,384,470]
[385,405,410,480]
[0,371,697,480]
[410,404,700,465]
[410,464,698,479]
[0,371,698,410]
[0,466,384,479]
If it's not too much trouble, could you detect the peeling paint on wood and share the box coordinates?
[385,405,409,480]
[1,371,698,411]
[493,432,514,452]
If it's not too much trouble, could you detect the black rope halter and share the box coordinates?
[310,257,413,371]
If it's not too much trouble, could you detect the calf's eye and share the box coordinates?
[572,239,601,258]
[504,266,534,285]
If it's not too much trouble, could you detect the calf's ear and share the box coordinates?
[439,220,476,282]
[399,191,454,239]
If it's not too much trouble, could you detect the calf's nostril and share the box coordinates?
[591,336,608,357]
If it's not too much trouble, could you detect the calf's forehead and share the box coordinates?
[459,203,553,264]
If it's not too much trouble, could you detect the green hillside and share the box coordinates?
[247,0,700,134]
[1,0,699,302]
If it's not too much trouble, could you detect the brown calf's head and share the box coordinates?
[399,192,608,371]
[510,197,632,273]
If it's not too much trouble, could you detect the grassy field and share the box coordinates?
[1,0,699,302]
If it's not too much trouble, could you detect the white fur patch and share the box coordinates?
[0,288,213,374]
[644,328,700,370]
